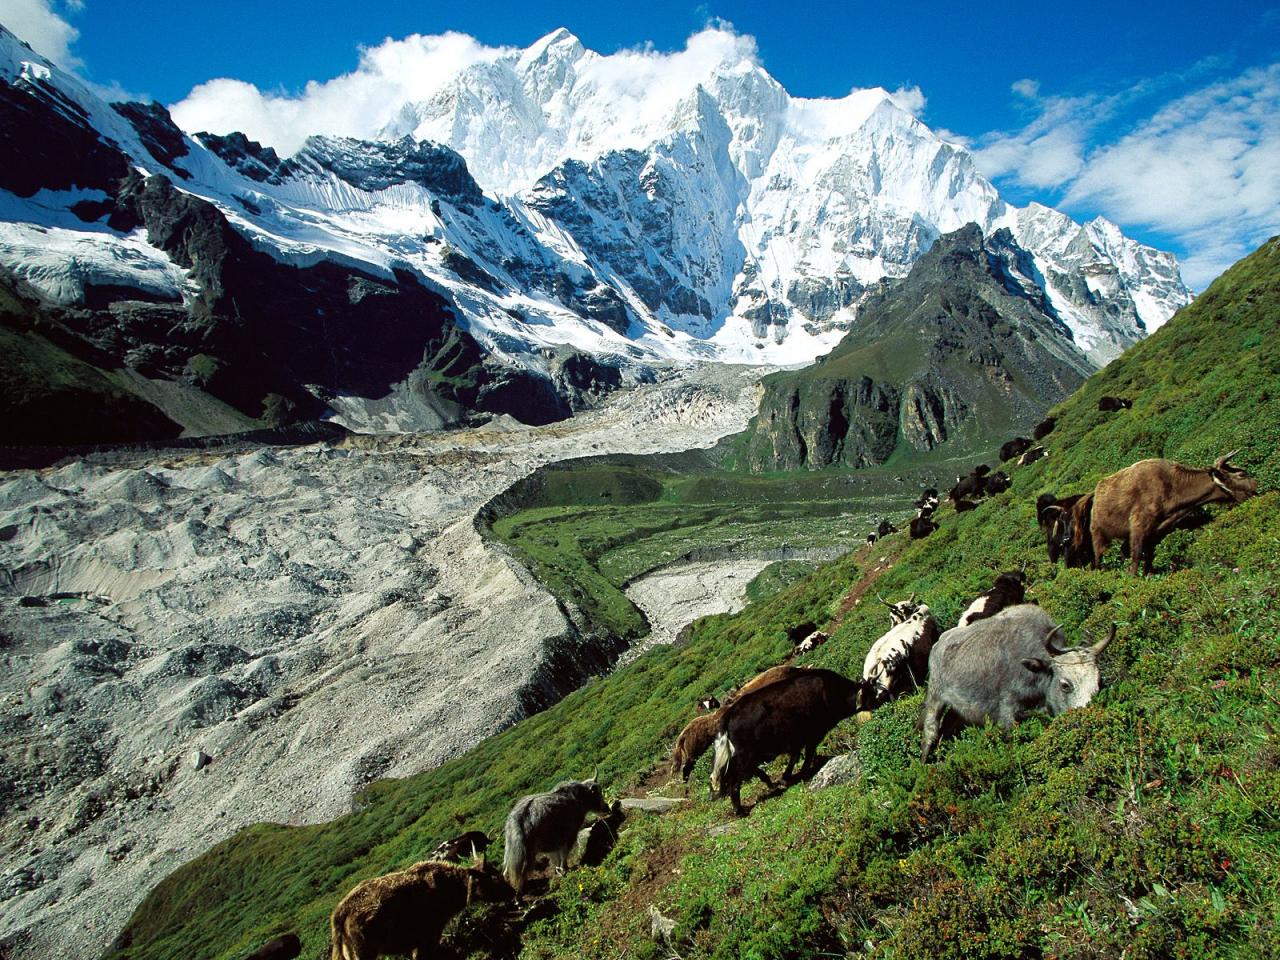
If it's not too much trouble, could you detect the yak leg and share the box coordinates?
[921,696,946,762]
[1128,515,1153,576]
[751,765,775,789]
[1090,526,1110,570]
[731,784,746,817]
[797,742,818,780]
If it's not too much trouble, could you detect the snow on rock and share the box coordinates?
[0,23,1192,384]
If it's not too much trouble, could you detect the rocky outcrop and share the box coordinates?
[734,224,1096,471]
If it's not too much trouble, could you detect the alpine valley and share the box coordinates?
[6,18,1263,960]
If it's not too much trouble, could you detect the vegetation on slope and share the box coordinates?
[111,237,1280,960]
[727,225,1093,472]
[484,458,930,640]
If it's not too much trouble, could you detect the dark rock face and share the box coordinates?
[295,135,485,206]
[527,152,722,328]
[735,224,1096,471]
[0,76,129,197]
[111,101,191,179]
[198,131,297,184]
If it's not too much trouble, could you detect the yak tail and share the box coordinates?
[502,815,527,894]
[329,915,352,960]
[709,731,735,798]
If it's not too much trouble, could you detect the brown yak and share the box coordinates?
[1089,452,1259,574]
[668,665,805,781]
[329,860,511,960]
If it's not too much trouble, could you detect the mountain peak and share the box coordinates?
[522,27,585,63]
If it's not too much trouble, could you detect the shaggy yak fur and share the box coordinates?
[329,861,511,960]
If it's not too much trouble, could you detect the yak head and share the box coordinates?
[1209,451,1259,503]
[878,592,921,625]
[1022,625,1114,714]
[465,858,516,905]
[582,771,612,817]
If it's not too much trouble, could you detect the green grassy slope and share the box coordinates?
[111,237,1280,960]
[487,464,925,640]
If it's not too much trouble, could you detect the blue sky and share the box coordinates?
[4,0,1279,287]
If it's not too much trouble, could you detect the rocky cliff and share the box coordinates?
[733,224,1095,470]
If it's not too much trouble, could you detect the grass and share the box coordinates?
[484,462,924,640]
[109,237,1280,960]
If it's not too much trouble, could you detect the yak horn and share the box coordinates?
[876,592,894,608]
[1214,449,1241,469]
[1044,624,1067,656]
[907,591,917,605]
[590,764,599,784]
[1091,624,1116,656]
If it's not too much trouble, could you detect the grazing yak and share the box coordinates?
[710,669,868,815]
[877,592,924,627]
[432,831,491,863]
[862,601,938,708]
[1018,446,1048,467]
[669,665,805,781]
[503,778,610,895]
[697,695,721,712]
[984,471,1012,495]
[957,571,1027,628]
[1098,396,1133,412]
[1033,416,1056,441]
[1088,452,1259,574]
[1000,437,1033,462]
[953,498,978,513]
[921,606,1114,761]
[877,518,898,537]
[795,629,830,655]
[909,516,938,539]
[329,860,512,960]
[1037,492,1093,567]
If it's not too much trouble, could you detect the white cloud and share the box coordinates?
[887,84,926,117]
[0,0,81,68]
[1063,64,1280,288]
[170,26,766,161]
[171,31,509,157]
[973,65,1280,288]
[1011,78,1040,99]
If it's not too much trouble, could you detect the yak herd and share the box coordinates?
[303,399,1261,960]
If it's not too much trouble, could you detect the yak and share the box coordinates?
[329,860,511,960]
[1088,453,1258,574]
[669,665,805,781]
[862,603,938,708]
[1098,396,1133,412]
[922,606,1113,761]
[432,831,491,863]
[503,778,610,895]
[1033,416,1056,441]
[957,571,1027,627]
[1000,437,1033,462]
[710,669,867,815]
[909,516,938,539]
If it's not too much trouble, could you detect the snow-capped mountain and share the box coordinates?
[0,23,1192,436]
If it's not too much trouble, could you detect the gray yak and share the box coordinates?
[921,605,1113,761]
[710,669,867,815]
[329,859,511,960]
[1089,453,1258,574]
[502,777,610,895]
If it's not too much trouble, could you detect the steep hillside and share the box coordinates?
[98,237,1279,960]
[732,224,1094,470]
